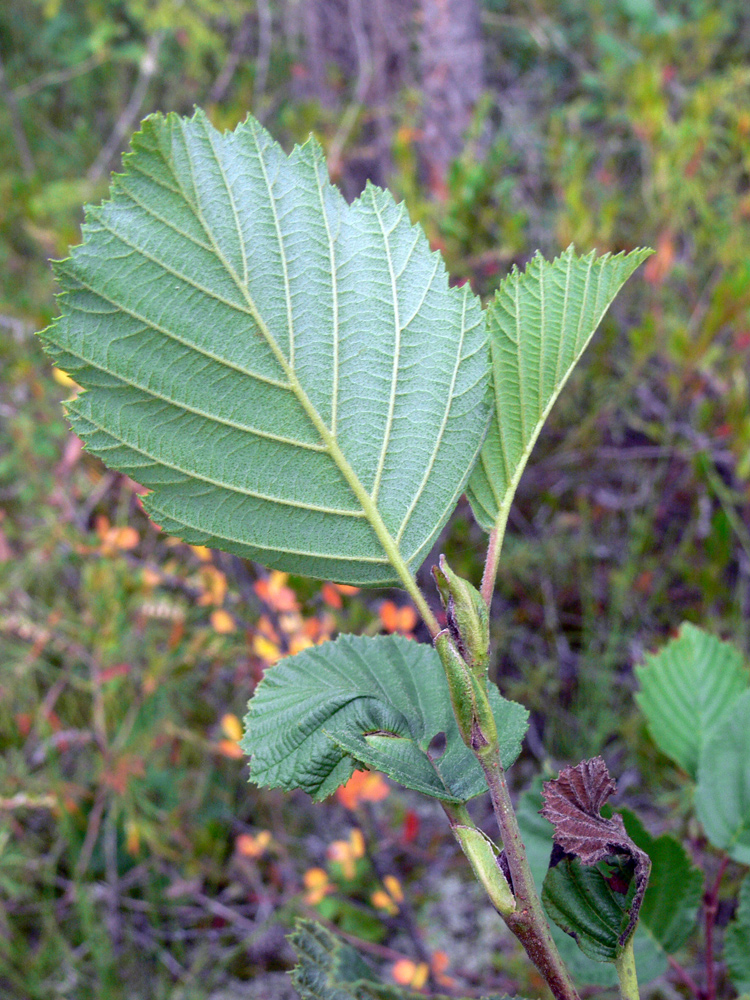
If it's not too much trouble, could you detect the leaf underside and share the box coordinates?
[241,633,528,803]
[41,110,491,585]
[635,622,749,778]
[467,245,651,532]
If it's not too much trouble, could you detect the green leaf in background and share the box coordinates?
[635,622,748,778]
[726,875,750,994]
[542,854,636,963]
[618,809,702,955]
[466,245,651,532]
[41,110,491,586]
[289,919,525,1000]
[241,633,528,802]
[695,688,750,863]
[515,783,666,987]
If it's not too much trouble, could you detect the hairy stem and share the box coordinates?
[480,509,509,607]
[480,523,505,608]
[615,937,640,1000]
[478,750,580,1000]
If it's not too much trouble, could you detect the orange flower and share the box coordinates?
[220,713,243,742]
[326,828,365,880]
[217,740,243,759]
[125,819,141,855]
[383,875,403,902]
[197,566,228,606]
[210,608,236,634]
[216,713,244,758]
[254,571,299,612]
[372,874,403,915]
[392,959,429,990]
[371,889,399,916]
[321,582,343,609]
[430,950,454,987]
[336,770,390,810]
[95,515,139,553]
[236,830,272,858]
[379,601,417,634]
[303,867,331,905]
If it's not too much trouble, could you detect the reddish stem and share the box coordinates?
[703,854,729,1000]
[480,522,503,608]
[667,955,701,999]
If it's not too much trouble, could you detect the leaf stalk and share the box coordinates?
[615,937,640,1000]
[480,505,510,607]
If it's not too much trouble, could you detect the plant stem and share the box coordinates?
[703,853,729,1000]
[667,956,701,999]
[478,749,580,1000]
[480,506,510,607]
[615,937,640,1000]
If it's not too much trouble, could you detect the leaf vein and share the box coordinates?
[58,341,326,452]
[71,406,366,516]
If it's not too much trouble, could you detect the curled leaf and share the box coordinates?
[541,757,651,946]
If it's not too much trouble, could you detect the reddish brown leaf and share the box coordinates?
[541,757,651,944]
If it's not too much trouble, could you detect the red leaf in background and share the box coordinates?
[643,231,674,285]
[99,663,131,684]
[15,713,32,738]
[402,810,420,844]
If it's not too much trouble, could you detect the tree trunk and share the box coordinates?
[291,0,484,196]
[418,0,484,193]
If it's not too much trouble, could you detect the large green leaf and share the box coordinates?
[467,246,651,532]
[241,633,528,803]
[695,688,750,863]
[635,623,748,778]
[726,875,750,994]
[41,110,491,586]
[289,919,523,1000]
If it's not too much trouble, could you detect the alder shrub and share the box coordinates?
[40,110,750,1000]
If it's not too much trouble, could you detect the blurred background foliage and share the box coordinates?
[1,1,750,997]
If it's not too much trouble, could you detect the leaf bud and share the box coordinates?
[435,631,497,752]
[432,555,489,674]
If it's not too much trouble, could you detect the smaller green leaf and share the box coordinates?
[726,875,750,995]
[467,245,651,533]
[516,784,666,987]
[288,919,527,1000]
[695,688,750,863]
[242,634,528,803]
[619,809,702,954]
[635,622,748,778]
[542,855,638,963]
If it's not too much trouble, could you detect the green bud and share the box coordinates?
[435,631,498,752]
[452,825,515,915]
[431,555,489,674]
[435,631,475,747]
